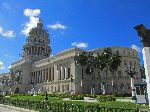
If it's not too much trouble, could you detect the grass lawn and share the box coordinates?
[5,95,149,109]
[6,95,63,102]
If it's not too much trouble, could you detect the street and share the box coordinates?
[0,104,36,112]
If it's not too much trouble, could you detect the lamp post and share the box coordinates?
[44,90,48,102]
[70,74,74,95]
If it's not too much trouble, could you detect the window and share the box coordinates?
[59,69,61,80]
[130,62,132,66]
[116,51,119,55]
[34,38,36,42]
[118,71,122,78]
[134,61,136,66]
[62,85,64,92]
[98,72,101,79]
[128,51,130,56]
[82,68,84,79]
[140,86,144,95]
[66,85,69,92]
[58,85,60,92]
[136,87,140,95]
[52,67,54,81]
[68,68,71,79]
[63,69,65,79]
[124,61,126,66]
[51,86,53,92]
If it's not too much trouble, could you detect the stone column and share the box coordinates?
[33,46,34,54]
[39,70,42,83]
[45,69,46,82]
[29,47,31,55]
[31,73,33,83]
[35,72,37,83]
[134,24,150,107]
[31,46,33,54]
[48,68,50,82]
[41,70,43,83]
[49,68,51,81]
[51,67,53,81]
[37,72,39,83]
[54,65,57,81]
[65,68,67,79]
[61,66,63,80]
[57,70,59,80]
[44,69,46,83]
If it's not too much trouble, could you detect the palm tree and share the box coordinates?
[74,51,88,92]
[74,51,88,67]
[101,47,122,94]
[102,47,112,78]
[74,48,122,94]
[109,54,121,94]
[100,47,113,94]
[93,53,106,94]
[126,67,136,100]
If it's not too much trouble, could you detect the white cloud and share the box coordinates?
[24,9,40,17]
[71,42,88,49]
[22,9,40,36]
[22,17,39,36]
[8,65,11,69]
[0,61,5,70]
[131,44,141,53]
[0,27,15,38]
[47,22,67,30]
[4,54,15,59]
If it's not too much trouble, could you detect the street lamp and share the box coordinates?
[44,90,48,102]
[70,75,74,94]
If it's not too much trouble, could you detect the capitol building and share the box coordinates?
[1,20,141,95]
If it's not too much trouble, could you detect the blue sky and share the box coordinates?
[0,0,150,73]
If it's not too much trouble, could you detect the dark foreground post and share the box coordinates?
[134,24,150,109]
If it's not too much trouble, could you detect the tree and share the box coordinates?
[109,54,122,94]
[74,51,88,92]
[74,51,88,67]
[126,67,136,100]
[74,52,95,94]
[140,64,146,80]
[101,47,112,78]
[93,53,107,94]
[74,47,122,94]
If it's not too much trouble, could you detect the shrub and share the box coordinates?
[47,93,70,98]
[96,95,116,102]
[83,94,97,98]
[70,94,84,100]
[114,93,131,97]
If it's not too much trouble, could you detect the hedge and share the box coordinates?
[96,95,116,102]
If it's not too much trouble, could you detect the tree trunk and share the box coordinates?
[112,70,115,94]
[131,78,136,99]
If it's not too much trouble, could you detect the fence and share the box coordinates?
[0,98,139,112]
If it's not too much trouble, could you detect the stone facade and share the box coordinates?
[1,20,141,95]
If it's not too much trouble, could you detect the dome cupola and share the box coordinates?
[22,19,52,62]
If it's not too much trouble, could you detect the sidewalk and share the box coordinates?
[0,104,37,112]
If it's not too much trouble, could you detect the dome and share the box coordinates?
[23,19,52,62]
